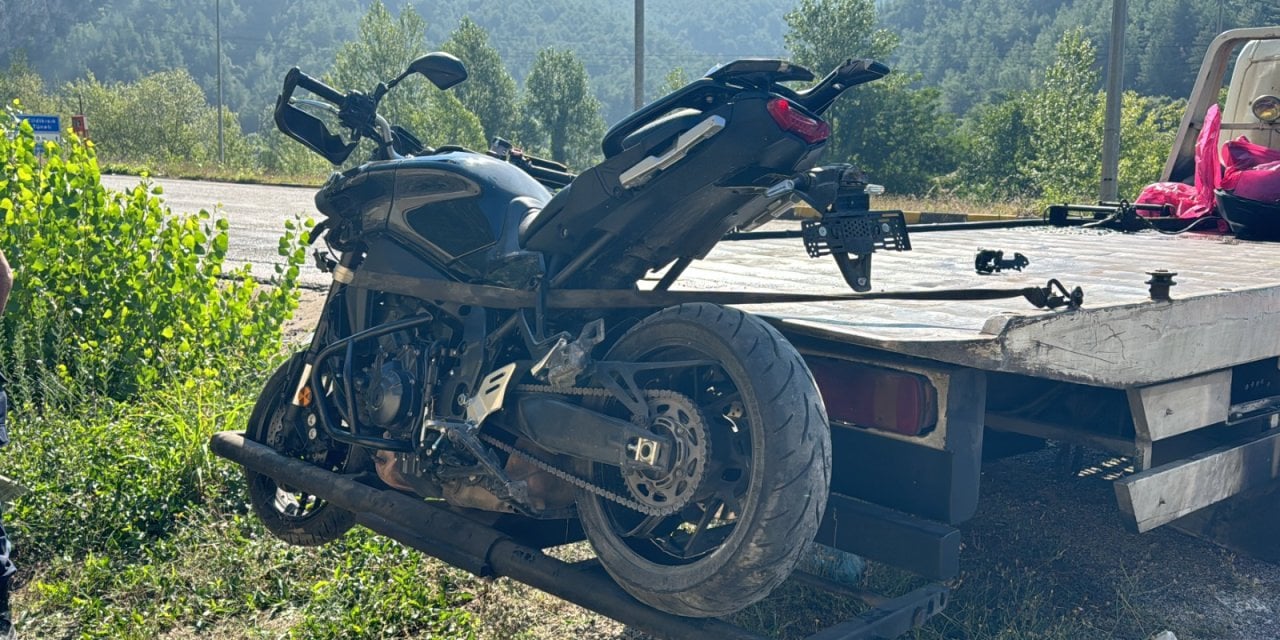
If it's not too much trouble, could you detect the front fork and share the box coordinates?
[284,249,361,420]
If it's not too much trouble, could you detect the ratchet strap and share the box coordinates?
[351,271,1084,311]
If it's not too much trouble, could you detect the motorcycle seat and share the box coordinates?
[617,109,704,155]
[518,137,656,254]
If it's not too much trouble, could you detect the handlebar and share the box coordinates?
[277,67,401,165]
[283,68,345,106]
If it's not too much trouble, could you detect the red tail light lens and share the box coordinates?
[806,356,938,436]
[767,98,831,144]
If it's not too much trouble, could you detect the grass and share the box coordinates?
[876,193,1041,218]
[5,371,481,640]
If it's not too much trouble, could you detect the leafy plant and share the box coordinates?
[0,110,308,401]
[1023,28,1101,204]
[947,29,1182,204]
[60,69,257,168]
[443,17,522,144]
[329,0,485,156]
[521,47,606,170]
[785,0,959,195]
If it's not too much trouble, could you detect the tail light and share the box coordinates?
[806,356,938,436]
[767,98,831,144]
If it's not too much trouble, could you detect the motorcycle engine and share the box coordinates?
[353,335,429,439]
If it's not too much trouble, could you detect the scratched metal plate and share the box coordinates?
[673,224,1280,387]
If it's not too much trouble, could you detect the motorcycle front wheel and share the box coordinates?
[244,353,370,546]
[576,303,832,617]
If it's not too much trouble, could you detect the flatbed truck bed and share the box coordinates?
[691,223,1278,388]
[674,221,1280,574]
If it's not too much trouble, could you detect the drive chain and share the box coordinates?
[476,384,689,517]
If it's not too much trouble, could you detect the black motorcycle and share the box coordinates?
[244,51,891,617]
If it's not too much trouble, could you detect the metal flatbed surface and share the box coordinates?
[675,224,1280,388]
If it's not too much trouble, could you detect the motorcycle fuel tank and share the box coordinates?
[315,151,552,283]
[387,151,552,281]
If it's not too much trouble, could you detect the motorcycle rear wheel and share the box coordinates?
[576,303,832,617]
[245,354,370,546]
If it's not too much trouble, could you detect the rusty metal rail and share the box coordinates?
[209,431,947,640]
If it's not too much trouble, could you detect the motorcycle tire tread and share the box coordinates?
[578,302,832,618]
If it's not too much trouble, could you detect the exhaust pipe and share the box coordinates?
[208,431,767,640]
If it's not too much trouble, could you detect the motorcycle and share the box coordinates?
[244,50,893,617]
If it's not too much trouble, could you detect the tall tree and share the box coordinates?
[0,53,50,112]
[1024,28,1102,203]
[0,0,87,67]
[442,17,520,143]
[328,1,483,152]
[521,47,605,169]
[950,96,1037,200]
[1135,0,1201,99]
[785,0,957,194]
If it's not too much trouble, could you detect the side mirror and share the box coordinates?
[405,52,468,90]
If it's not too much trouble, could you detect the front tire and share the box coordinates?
[576,303,832,617]
[244,354,369,546]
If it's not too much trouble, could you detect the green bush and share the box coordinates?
[0,105,482,640]
[0,110,308,401]
[60,70,258,169]
[948,30,1183,205]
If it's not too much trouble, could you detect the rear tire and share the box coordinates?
[576,303,831,617]
[245,354,369,546]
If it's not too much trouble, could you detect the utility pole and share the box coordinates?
[216,0,225,165]
[1100,0,1126,202]
[634,0,644,109]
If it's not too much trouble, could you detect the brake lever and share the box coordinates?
[306,219,331,246]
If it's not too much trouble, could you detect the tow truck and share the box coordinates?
[212,26,1280,639]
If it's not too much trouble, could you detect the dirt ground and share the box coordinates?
[283,292,1280,640]
[934,446,1280,640]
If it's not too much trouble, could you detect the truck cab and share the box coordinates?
[1164,27,1280,181]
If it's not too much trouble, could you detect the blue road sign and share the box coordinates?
[17,114,62,156]
[19,114,60,134]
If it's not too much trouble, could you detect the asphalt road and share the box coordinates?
[100,174,331,288]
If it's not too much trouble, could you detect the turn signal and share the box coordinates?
[296,384,313,407]
[767,98,831,144]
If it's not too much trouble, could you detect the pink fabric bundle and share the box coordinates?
[1136,105,1223,218]
[1221,136,1280,203]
